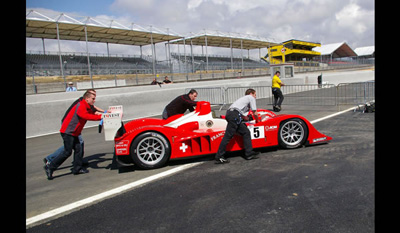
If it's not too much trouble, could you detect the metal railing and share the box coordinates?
[336,81,375,111]
[186,81,375,110]
[279,84,337,106]
[186,87,225,106]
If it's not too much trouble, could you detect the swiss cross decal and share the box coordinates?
[179,143,188,153]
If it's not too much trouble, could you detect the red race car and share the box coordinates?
[106,101,331,169]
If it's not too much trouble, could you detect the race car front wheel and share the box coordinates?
[130,132,171,169]
[278,118,308,149]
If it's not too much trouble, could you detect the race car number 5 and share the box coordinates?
[248,126,265,139]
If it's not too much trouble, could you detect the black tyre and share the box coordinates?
[278,118,308,149]
[130,132,171,169]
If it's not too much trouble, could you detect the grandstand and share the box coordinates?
[170,53,267,72]
[26,52,169,76]
[27,51,268,76]
[26,10,276,79]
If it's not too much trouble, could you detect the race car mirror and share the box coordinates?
[102,105,123,141]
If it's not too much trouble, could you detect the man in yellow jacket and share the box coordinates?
[271,71,285,112]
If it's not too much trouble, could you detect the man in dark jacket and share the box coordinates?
[162,89,198,119]
[44,91,102,179]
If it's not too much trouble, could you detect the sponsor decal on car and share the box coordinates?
[102,113,121,118]
[313,137,327,143]
[211,132,224,141]
[265,125,278,131]
[115,140,129,155]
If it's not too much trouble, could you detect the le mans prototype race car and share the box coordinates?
[101,101,331,169]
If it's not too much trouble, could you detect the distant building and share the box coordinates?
[312,42,357,64]
[354,46,374,65]
[354,46,374,59]
[262,39,321,64]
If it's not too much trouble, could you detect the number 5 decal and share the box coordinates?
[248,126,265,139]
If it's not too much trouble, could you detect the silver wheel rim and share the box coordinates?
[280,121,305,146]
[137,137,166,165]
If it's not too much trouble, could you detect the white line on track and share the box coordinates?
[26,163,202,227]
[310,106,356,124]
[26,106,357,227]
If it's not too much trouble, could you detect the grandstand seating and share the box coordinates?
[26,52,269,76]
[170,53,267,71]
[26,53,169,76]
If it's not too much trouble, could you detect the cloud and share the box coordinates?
[27,0,374,56]
[335,3,372,34]
[111,0,373,47]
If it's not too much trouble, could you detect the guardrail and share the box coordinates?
[186,81,375,109]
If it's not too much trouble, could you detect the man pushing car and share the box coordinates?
[214,88,261,164]
[162,89,198,119]
[44,91,102,180]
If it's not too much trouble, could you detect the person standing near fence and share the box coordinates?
[66,82,77,92]
[272,71,285,112]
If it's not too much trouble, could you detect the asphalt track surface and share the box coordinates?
[26,102,374,232]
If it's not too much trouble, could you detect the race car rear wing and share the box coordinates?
[101,105,123,141]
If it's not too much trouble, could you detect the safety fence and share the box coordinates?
[336,81,375,106]
[186,81,374,110]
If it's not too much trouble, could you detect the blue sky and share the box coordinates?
[26,0,115,16]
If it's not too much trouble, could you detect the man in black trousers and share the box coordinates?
[215,88,261,164]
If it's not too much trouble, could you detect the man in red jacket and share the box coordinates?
[45,91,102,179]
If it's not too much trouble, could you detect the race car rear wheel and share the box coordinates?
[130,132,171,169]
[278,118,308,149]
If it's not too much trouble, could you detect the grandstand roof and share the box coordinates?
[169,30,279,50]
[312,42,357,57]
[26,10,182,46]
[354,46,374,56]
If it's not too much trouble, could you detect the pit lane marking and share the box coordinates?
[26,106,357,227]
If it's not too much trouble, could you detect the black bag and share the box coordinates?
[364,102,375,113]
